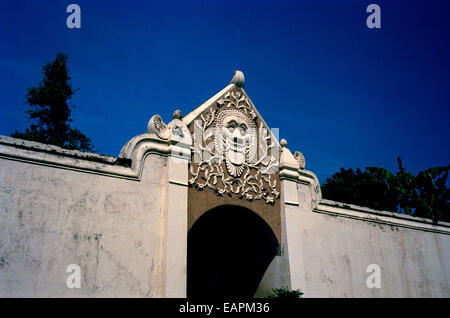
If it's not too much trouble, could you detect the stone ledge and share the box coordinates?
[0,134,170,180]
[0,135,118,164]
[316,198,450,234]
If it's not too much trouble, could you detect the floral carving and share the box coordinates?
[189,90,279,204]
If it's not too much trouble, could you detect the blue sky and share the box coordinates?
[1,0,449,184]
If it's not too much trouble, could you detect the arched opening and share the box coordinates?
[187,205,279,298]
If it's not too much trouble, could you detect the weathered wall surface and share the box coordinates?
[1,135,449,298]
[256,155,449,298]
[0,136,169,297]
[297,198,450,297]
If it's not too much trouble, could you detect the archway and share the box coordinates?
[187,205,279,298]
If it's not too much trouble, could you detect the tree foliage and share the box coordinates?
[11,53,94,152]
[321,158,449,224]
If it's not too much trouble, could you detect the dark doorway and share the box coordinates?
[187,205,279,298]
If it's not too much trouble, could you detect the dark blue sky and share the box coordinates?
[1,0,449,183]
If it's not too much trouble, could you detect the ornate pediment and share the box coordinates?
[185,71,281,204]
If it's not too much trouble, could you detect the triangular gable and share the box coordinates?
[185,72,281,205]
[183,84,281,151]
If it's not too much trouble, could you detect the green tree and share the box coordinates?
[11,53,94,151]
[321,158,449,224]
[320,166,398,212]
[412,166,449,223]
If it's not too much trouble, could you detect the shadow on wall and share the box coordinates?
[187,205,279,298]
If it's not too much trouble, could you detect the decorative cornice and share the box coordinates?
[285,200,300,206]
[169,179,189,187]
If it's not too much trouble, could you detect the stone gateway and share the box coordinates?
[0,71,448,297]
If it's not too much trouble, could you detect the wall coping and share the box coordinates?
[0,135,118,163]
[0,134,170,180]
[316,199,450,234]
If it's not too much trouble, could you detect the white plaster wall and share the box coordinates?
[296,188,450,297]
[1,137,449,298]
[255,181,310,297]
[0,154,168,297]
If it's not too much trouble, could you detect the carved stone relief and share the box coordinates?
[293,151,306,170]
[188,90,280,204]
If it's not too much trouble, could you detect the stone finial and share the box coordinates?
[173,109,182,120]
[279,138,300,176]
[230,70,245,88]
